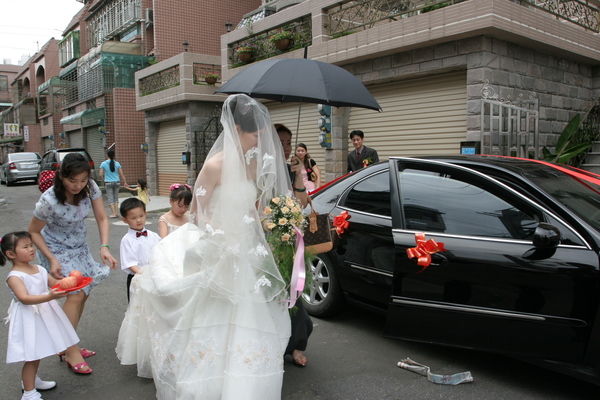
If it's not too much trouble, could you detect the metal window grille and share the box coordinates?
[86,0,141,48]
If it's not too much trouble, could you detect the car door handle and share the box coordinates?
[428,253,448,268]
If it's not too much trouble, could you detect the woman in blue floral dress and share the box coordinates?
[29,153,118,374]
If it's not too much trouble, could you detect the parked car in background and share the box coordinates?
[38,148,97,181]
[0,152,41,186]
[305,155,600,385]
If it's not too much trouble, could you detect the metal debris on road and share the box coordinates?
[398,358,473,385]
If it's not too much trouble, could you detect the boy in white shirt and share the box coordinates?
[119,198,161,302]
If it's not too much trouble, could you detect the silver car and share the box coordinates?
[0,152,41,186]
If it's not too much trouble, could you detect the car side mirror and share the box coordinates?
[532,223,560,248]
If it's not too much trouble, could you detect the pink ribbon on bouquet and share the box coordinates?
[287,226,306,309]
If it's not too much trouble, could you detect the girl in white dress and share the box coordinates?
[2,231,79,400]
[157,184,192,238]
[117,94,293,399]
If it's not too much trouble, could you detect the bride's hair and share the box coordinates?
[229,97,258,133]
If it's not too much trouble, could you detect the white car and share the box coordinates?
[0,152,41,186]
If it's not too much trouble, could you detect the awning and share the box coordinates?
[59,61,78,78]
[0,136,23,144]
[38,76,61,93]
[60,108,105,127]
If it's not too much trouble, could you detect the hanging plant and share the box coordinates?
[270,31,295,51]
[203,72,220,85]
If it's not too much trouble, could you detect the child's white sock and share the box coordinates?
[21,388,42,400]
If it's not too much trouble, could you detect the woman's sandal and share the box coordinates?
[58,348,96,361]
[66,361,93,374]
[80,348,96,358]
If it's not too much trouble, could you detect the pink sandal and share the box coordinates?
[67,361,93,374]
[58,348,96,361]
[80,348,96,358]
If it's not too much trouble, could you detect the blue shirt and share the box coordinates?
[100,159,121,182]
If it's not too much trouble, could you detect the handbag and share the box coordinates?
[307,160,318,182]
[303,198,335,255]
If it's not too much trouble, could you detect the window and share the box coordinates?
[120,25,140,42]
[399,168,539,239]
[343,171,391,217]
[0,75,7,91]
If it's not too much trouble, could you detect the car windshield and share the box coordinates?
[526,168,600,232]
[10,153,40,161]
[58,151,86,161]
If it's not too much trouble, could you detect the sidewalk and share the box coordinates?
[117,192,171,212]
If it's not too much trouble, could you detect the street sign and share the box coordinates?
[3,123,19,137]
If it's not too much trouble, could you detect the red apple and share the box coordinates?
[59,276,78,290]
[69,270,84,285]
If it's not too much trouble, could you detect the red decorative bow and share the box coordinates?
[333,211,351,237]
[406,233,446,273]
[136,230,148,238]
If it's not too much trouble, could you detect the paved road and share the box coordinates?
[0,182,599,399]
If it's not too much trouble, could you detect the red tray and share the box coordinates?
[52,277,93,293]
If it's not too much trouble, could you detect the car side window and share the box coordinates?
[342,171,391,217]
[399,168,539,240]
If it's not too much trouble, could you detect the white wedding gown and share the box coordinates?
[116,183,291,400]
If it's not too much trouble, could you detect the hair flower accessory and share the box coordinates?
[170,183,191,191]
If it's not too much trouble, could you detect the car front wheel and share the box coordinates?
[303,253,345,317]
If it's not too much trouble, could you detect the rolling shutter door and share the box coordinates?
[43,138,53,152]
[68,130,84,148]
[157,120,187,196]
[265,102,325,178]
[348,71,467,159]
[85,126,105,170]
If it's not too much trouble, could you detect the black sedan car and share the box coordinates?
[304,155,600,385]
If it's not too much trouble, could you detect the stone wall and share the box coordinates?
[340,35,598,158]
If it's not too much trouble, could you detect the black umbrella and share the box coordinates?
[215,58,381,111]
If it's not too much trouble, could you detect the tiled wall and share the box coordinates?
[112,88,147,185]
[152,0,262,60]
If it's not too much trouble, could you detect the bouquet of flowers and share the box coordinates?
[362,157,373,168]
[263,194,310,312]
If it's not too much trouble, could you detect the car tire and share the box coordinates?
[303,253,345,318]
[6,179,13,187]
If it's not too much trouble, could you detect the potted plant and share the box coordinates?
[204,72,220,85]
[270,31,295,51]
[236,43,257,63]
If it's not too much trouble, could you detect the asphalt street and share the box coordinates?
[0,182,599,399]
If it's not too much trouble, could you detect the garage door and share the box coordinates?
[43,137,53,152]
[68,130,83,148]
[348,71,467,159]
[85,126,105,170]
[157,120,187,196]
[266,102,326,177]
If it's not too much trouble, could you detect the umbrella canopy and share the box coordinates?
[215,58,382,112]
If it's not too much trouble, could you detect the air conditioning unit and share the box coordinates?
[145,8,154,24]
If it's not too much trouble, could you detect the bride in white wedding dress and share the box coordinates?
[116,94,293,399]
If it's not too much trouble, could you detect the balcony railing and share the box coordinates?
[139,65,180,96]
[230,16,312,68]
[325,0,599,37]
[518,0,600,32]
[193,63,222,85]
[325,0,466,37]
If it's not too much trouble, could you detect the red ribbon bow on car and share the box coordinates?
[406,233,446,273]
[333,211,351,237]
